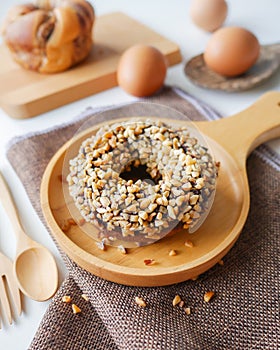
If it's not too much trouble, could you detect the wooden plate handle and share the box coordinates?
[196,91,280,164]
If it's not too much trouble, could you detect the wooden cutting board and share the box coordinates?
[0,12,181,119]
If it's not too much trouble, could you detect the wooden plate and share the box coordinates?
[41,117,244,286]
[184,43,280,92]
[0,12,181,119]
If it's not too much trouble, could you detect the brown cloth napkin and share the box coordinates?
[6,86,279,350]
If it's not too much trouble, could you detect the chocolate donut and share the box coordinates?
[67,120,217,245]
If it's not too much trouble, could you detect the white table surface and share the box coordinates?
[0,0,279,348]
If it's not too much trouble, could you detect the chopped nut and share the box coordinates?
[96,240,106,251]
[61,220,71,232]
[172,295,181,306]
[130,215,139,222]
[184,240,194,248]
[169,249,177,256]
[139,211,148,220]
[135,296,146,307]
[100,196,110,207]
[179,300,185,308]
[176,196,185,206]
[118,245,127,254]
[191,275,199,281]
[218,259,224,266]
[62,295,72,303]
[140,198,151,210]
[190,194,199,205]
[184,307,191,315]
[72,304,81,314]
[204,291,215,302]
[167,205,176,220]
[81,294,89,301]
[79,218,86,226]
[68,218,77,226]
[144,259,156,266]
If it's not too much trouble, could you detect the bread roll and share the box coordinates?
[2,0,95,73]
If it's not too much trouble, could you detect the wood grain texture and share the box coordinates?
[0,12,181,119]
[40,92,280,286]
[0,172,58,301]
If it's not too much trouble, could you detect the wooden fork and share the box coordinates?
[0,251,21,328]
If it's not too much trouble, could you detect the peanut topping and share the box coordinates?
[67,120,218,245]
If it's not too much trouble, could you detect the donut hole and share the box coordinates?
[119,161,162,185]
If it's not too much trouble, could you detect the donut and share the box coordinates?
[67,120,217,245]
[2,0,95,73]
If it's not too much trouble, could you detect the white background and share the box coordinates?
[0,0,279,348]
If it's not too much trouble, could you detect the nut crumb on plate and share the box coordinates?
[79,218,86,226]
[68,218,77,226]
[118,245,127,254]
[144,259,155,266]
[169,249,177,256]
[61,220,71,232]
[184,240,194,248]
[96,240,106,251]
[184,307,191,315]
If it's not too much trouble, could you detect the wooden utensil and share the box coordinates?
[184,43,280,91]
[0,172,58,301]
[41,91,280,286]
[0,251,21,328]
[0,12,181,119]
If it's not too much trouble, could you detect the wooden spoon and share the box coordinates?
[184,43,280,91]
[0,172,58,301]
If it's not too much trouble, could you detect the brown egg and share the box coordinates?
[190,0,228,32]
[204,27,260,77]
[117,45,167,97]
